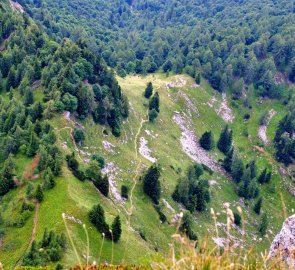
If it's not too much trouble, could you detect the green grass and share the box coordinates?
[0,73,294,268]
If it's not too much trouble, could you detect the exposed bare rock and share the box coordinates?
[175,91,199,118]
[102,162,123,203]
[258,109,276,145]
[139,137,157,163]
[166,77,187,89]
[173,112,226,175]
[63,111,71,121]
[102,141,116,154]
[9,0,24,13]
[268,214,295,268]
[207,93,235,123]
[162,199,175,213]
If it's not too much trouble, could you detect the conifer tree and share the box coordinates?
[149,92,160,112]
[231,152,244,183]
[89,204,110,237]
[148,108,158,122]
[223,147,234,172]
[143,163,161,204]
[35,184,44,202]
[0,154,16,196]
[27,130,39,157]
[180,212,197,241]
[199,131,214,150]
[257,169,267,184]
[254,197,262,215]
[259,213,268,236]
[195,72,201,85]
[111,215,122,242]
[217,125,233,154]
[234,212,241,226]
[144,82,153,98]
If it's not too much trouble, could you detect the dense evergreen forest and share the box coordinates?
[20,0,295,98]
[0,0,294,268]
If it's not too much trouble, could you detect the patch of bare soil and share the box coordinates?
[173,112,226,175]
[258,109,276,145]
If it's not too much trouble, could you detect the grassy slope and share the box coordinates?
[0,73,294,269]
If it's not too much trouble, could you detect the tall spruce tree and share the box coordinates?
[149,92,160,112]
[111,216,122,242]
[259,213,268,236]
[254,197,262,215]
[144,82,153,98]
[199,131,214,150]
[257,169,267,184]
[217,125,233,154]
[143,163,161,204]
[223,147,234,172]
[231,152,244,183]
[35,184,44,202]
[89,204,110,237]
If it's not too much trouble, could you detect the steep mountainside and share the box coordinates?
[0,0,294,269]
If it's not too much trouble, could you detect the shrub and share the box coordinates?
[234,212,241,226]
[121,185,129,199]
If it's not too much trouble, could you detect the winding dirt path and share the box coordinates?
[29,203,39,246]
[14,203,39,269]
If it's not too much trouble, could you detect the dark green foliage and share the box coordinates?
[231,152,244,183]
[73,128,85,145]
[258,169,267,184]
[21,201,35,213]
[35,184,44,202]
[195,72,201,85]
[0,154,16,196]
[199,131,214,150]
[172,164,210,213]
[121,185,129,199]
[143,163,161,204]
[149,92,160,113]
[111,216,122,242]
[24,0,294,96]
[65,152,79,172]
[238,167,259,200]
[56,264,63,270]
[22,229,66,266]
[148,108,158,122]
[91,154,105,169]
[42,167,55,190]
[94,175,109,197]
[89,204,110,238]
[259,213,268,236]
[254,197,262,215]
[86,161,109,197]
[233,212,241,226]
[180,212,197,241]
[154,205,167,223]
[27,129,39,157]
[274,114,295,165]
[223,148,234,172]
[144,82,153,99]
[217,125,232,154]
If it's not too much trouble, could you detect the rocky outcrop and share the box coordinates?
[268,214,295,268]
